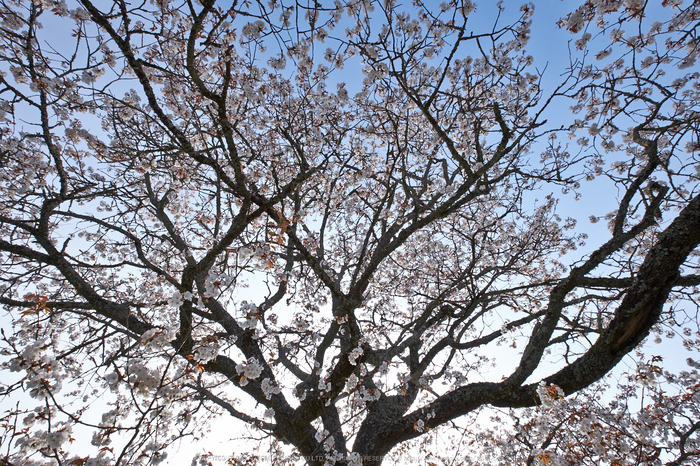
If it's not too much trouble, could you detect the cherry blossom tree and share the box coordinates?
[1,0,699,465]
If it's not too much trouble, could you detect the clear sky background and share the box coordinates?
[1,1,697,464]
